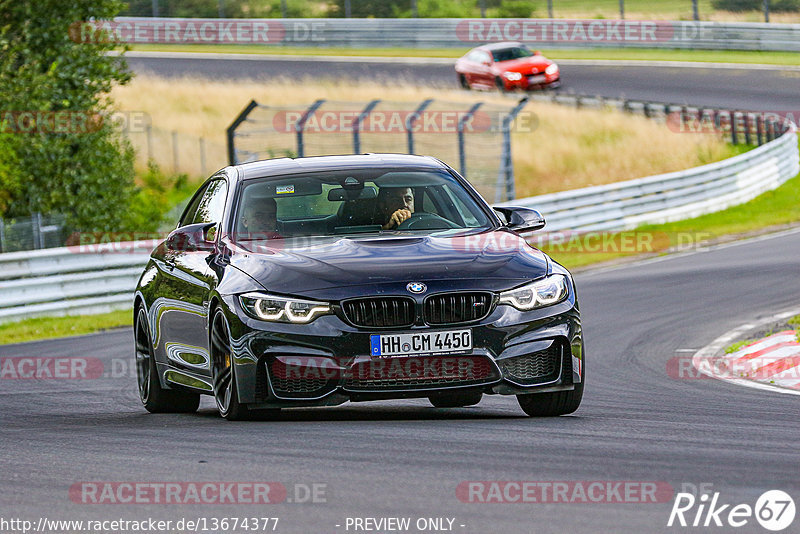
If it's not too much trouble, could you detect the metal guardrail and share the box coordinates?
[0,246,150,324]
[499,127,799,232]
[0,128,797,324]
[109,17,800,52]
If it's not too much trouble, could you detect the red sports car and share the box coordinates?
[455,42,561,92]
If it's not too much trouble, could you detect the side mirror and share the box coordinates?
[166,222,217,252]
[493,206,546,233]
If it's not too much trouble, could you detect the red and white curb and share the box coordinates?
[692,309,800,396]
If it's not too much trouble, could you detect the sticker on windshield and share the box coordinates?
[276,185,295,195]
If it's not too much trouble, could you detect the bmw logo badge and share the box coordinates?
[407,282,427,294]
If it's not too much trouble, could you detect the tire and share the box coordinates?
[211,308,251,421]
[429,391,482,408]
[517,382,583,417]
[458,74,470,90]
[134,307,200,414]
[495,76,507,93]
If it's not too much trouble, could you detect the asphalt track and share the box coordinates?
[126,54,800,111]
[2,229,800,533]
[2,53,799,533]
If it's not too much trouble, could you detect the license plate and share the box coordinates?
[528,74,547,84]
[370,330,472,358]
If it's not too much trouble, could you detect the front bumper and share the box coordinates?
[221,294,584,408]
[505,73,561,91]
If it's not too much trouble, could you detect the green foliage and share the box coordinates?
[711,0,800,12]
[122,0,318,17]
[0,132,22,215]
[0,0,137,231]
[121,161,195,232]
[491,1,538,17]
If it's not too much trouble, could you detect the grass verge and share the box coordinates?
[128,44,800,66]
[0,309,132,345]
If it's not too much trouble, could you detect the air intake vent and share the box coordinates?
[342,297,416,328]
[424,292,493,325]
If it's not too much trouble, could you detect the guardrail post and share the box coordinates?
[756,114,764,145]
[34,212,44,250]
[406,99,434,154]
[226,99,259,165]
[731,111,739,145]
[496,97,528,203]
[296,99,326,158]
[458,102,483,178]
[0,218,5,253]
[353,100,381,154]
[744,113,753,145]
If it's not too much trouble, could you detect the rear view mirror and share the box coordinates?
[328,186,378,202]
[493,207,546,233]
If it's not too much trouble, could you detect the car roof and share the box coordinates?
[478,41,525,51]
[235,154,448,181]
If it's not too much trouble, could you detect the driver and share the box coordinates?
[240,197,281,239]
[376,187,414,230]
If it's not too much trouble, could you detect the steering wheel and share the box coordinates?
[396,212,460,231]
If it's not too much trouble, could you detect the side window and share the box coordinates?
[178,183,210,228]
[192,179,228,225]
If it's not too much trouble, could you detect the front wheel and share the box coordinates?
[458,73,470,90]
[135,307,200,413]
[211,309,250,421]
[517,382,583,417]
[495,76,507,93]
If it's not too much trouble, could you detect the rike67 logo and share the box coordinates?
[668,489,795,531]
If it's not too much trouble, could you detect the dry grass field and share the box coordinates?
[112,75,735,196]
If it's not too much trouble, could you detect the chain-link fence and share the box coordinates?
[228,97,530,202]
[0,213,67,253]
[126,125,227,177]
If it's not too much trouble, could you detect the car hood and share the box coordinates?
[231,229,549,300]
[495,56,552,74]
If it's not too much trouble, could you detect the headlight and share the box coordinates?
[499,274,568,311]
[239,292,331,324]
[503,71,523,81]
[545,63,559,76]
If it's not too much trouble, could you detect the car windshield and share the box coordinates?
[234,168,493,240]
[492,46,534,62]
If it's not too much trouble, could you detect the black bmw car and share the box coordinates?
[134,154,584,420]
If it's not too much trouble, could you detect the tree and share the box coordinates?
[0,0,136,231]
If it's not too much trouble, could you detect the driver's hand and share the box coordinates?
[382,209,412,230]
